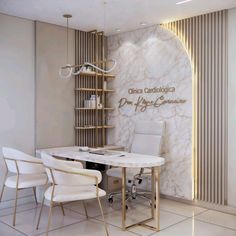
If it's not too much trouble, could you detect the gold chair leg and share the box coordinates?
[151,168,155,218]
[60,203,65,216]
[154,167,160,231]
[121,167,126,230]
[13,188,19,226]
[33,187,38,205]
[46,201,53,236]
[0,172,8,203]
[0,185,5,202]
[36,180,49,230]
[82,201,88,219]
[36,196,45,230]
[97,197,109,236]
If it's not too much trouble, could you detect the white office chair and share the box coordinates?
[106,121,165,208]
[0,147,48,226]
[37,153,109,236]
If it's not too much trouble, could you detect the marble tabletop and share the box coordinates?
[36,146,165,168]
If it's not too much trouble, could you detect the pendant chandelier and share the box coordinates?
[59,3,116,79]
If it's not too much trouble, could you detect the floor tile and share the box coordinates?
[195,210,236,230]
[0,222,25,236]
[1,199,236,236]
[128,210,187,236]
[130,196,207,218]
[95,204,187,236]
[0,202,38,217]
[0,205,86,236]
[64,198,115,218]
[159,198,207,217]
[37,219,138,236]
[152,218,236,236]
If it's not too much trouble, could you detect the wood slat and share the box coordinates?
[163,10,228,205]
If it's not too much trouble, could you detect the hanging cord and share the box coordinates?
[66,17,69,64]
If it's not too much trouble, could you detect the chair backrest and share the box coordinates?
[131,121,165,156]
[41,152,102,186]
[2,147,45,174]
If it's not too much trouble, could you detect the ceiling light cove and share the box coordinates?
[176,0,192,5]
[140,22,147,26]
[1,0,236,35]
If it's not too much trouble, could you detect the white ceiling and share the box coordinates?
[0,0,236,35]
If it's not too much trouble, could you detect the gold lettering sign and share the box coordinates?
[128,86,175,94]
[118,86,186,112]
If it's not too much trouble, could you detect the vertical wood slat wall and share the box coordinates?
[163,10,228,205]
[75,30,107,147]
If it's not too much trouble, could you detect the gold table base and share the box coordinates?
[121,167,160,231]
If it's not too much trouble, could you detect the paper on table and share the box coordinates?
[89,150,125,157]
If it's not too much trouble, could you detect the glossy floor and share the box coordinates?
[0,198,236,236]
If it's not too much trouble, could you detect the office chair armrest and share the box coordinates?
[133,168,152,184]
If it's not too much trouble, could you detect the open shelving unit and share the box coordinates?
[75,30,115,147]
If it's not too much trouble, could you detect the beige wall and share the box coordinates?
[0,17,76,208]
[36,22,75,149]
[228,8,236,207]
[0,13,35,207]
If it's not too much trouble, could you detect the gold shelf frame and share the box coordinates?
[75,30,115,147]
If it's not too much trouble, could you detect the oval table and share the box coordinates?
[36,146,165,232]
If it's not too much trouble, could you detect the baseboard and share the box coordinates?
[160,194,194,205]
[160,194,236,216]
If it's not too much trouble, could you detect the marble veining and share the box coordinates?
[107,25,192,200]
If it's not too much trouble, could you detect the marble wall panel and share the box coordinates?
[107,25,192,200]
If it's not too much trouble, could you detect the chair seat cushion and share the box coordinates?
[45,185,106,202]
[106,167,151,180]
[5,173,47,188]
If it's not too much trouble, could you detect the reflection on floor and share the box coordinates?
[0,197,236,236]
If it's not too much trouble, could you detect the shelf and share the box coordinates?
[103,125,115,129]
[75,125,115,130]
[75,88,96,92]
[75,107,115,111]
[75,126,96,130]
[75,88,115,93]
[103,89,115,93]
[78,71,115,78]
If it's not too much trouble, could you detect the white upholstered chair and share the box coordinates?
[37,153,109,236]
[106,121,165,207]
[0,147,47,226]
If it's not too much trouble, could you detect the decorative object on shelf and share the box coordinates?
[98,103,103,109]
[103,81,107,90]
[84,95,102,109]
[59,13,117,79]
